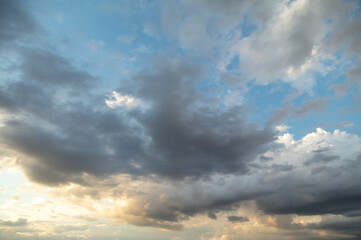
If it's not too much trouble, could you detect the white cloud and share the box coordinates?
[105,91,142,109]
[275,124,290,133]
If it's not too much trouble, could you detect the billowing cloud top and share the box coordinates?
[0,0,360,239]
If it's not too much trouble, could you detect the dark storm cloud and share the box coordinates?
[127,57,277,179]
[0,0,277,185]
[227,215,249,223]
[0,54,277,184]
[256,154,361,218]
[307,217,361,238]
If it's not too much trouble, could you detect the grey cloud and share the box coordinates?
[160,0,249,55]
[208,211,217,220]
[283,91,302,103]
[329,83,348,97]
[265,104,293,128]
[0,53,278,185]
[256,154,361,217]
[1,1,361,237]
[326,17,361,57]
[257,188,361,217]
[307,217,361,238]
[20,48,95,88]
[271,215,302,230]
[124,56,277,179]
[336,121,354,128]
[125,217,184,231]
[0,218,28,227]
[264,215,361,239]
[347,63,361,84]
[227,215,249,223]
[312,147,331,153]
[304,153,340,166]
[295,98,327,117]
[0,0,38,46]
[231,0,358,90]
[220,72,246,88]
[270,163,293,172]
[259,155,273,161]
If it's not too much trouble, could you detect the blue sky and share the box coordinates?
[0,0,361,239]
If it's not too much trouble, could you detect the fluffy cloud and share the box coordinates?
[159,0,360,91]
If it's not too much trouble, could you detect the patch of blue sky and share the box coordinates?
[349,0,361,19]
[286,79,359,139]
[245,82,293,127]
[0,169,25,206]
[226,55,240,71]
[30,2,158,57]
[239,14,258,38]
[288,96,359,138]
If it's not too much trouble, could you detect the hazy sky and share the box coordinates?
[1,0,361,239]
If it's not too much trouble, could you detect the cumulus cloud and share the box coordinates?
[224,0,358,90]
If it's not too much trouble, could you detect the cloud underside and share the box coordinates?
[0,0,361,239]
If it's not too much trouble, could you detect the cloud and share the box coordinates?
[336,121,354,128]
[227,215,249,223]
[329,83,348,97]
[0,53,279,186]
[306,216,361,238]
[1,1,361,238]
[304,153,340,166]
[225,0,358,90]
[0,218,28,227]
[255,129,361,218]
[20,48,95,88]
[41,128,360,233]
[295,98,327,117]
[208,211,217,220]
[0,0,38,46]
[105,91,142,109]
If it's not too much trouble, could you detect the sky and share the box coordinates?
[0,0,361,239]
